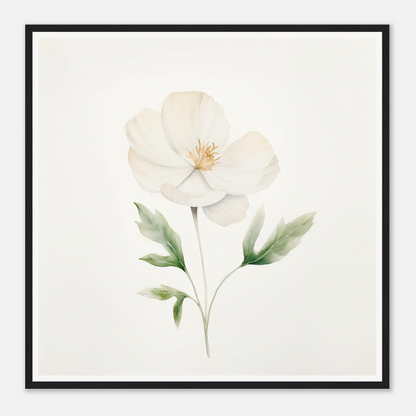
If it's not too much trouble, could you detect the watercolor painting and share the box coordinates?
[29,28,386,385]
[126,92,315,357]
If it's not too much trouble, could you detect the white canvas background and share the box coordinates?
[33,32,382,379]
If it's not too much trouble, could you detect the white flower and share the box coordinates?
[126,92,280,226]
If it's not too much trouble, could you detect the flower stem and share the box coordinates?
[191,207,208,319]
[206,265,243,329]
[185,268,210,358]
[204,327,210,358]
[184,268,202,308]
[190,207,211,358]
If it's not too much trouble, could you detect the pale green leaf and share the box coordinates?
[134,203,186,270]
[138,285,190,328]
[139,254,181,268]
[173,297,186,329]
[242,204,265,263]
[242,208,316,266]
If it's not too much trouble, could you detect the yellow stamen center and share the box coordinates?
[186,139,220,171]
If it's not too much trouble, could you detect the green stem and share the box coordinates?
[184,268,210,358]
[191,207,208,318]
[184,268,202,307]
[204,327,210,358]
[206,265,243,329]
[190,207,211,358]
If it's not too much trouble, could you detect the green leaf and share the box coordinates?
[242,203,265,262]
[242,206,316,266]
[173,297,186,329]
[134,203,186,271]
[138,285,190,328]
[139,254,180,268]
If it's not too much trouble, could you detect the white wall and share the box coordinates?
[1,1,412,415]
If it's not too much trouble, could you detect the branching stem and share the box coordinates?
[206,265,243,329]
[190,207,211,357]
[189,208,244,357]
[183,268,209,356]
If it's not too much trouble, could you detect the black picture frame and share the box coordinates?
[26,24,389,389]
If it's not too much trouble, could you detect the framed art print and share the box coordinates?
[26,24,389,388]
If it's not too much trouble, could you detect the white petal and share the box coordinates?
[247,155,281,194]
[203,195,249,227]
[202,132,278,195]
[125,109,190,168]
[161,92,230,158]
[129,148,193,193]
[161,169,227,207]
